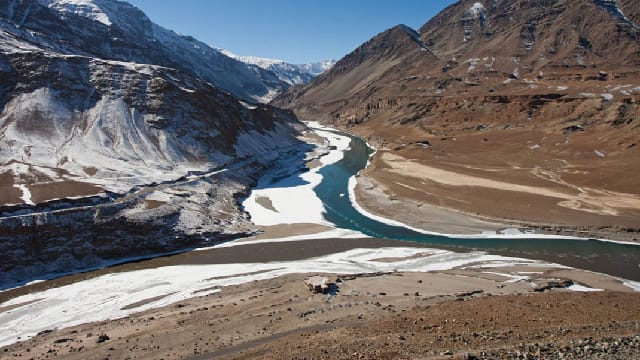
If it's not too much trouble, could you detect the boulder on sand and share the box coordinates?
[304,276,331,294]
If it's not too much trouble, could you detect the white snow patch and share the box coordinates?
[144,190,173,203]
[482,271,530,283]
[239,101,257,110]
[241,126,351,226]
[0,245,544,347]
[556,86,568,91]
[468,2,486,17]
[600,93,614,101]
[13,184,34,205]
[623,279,640,292]
[37,0,112,26]
[295,59,337,76]
[211,228,368,249]
[219,49,285,69]
[252,88,280,104]
[498,228,524,236]
[567,284,603,292]
[465,58,480,72]
[594,150,606,158]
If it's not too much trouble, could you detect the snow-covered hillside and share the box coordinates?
[5,0,287,103]
[0,0,311,285]
[221,49,335,86]
[37,0,114,25]
[0,0,305,197]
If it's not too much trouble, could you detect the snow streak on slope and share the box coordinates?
[1,88,215,193]
[37,0,112,25]
[594,0,640,30]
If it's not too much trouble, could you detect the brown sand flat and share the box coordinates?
[143,199,166,209]
[357,142,640,242]
[244,223,332,241]
[382,152,640,217]
[305,158,323,169]
[2,267,637,360]
[0,186,21,205]
[0,172,22,205]
[120,293,177,311]
[29,180,103,203]
[354,175,506,235]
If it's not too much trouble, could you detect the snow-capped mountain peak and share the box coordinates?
[297,59,337,77]
[220,49,335,86]
[219,49,285,68]
[37,0,112,26]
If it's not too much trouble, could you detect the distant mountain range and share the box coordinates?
[220,49,335,86]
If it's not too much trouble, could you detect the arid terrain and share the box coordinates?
[1,235,639,360]
[274,0,640,241]
[2,1,640,359]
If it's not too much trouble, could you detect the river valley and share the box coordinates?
[311,127,640,282]
[0,123,638,348]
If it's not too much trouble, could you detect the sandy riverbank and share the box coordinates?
[1,123,639,359]
[3,230,638,349]
[1,257,638,359]
[352,175,506,235]
[354,149,640,243]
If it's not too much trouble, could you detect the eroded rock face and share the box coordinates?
[0,0,309,286]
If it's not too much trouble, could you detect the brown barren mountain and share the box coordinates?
[274,0,640,240]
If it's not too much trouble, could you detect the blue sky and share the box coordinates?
[126,0,456,64]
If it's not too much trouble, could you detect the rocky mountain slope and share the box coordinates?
[274,0,640,237]
[0,0,312,285]
[2,0,288,103]
[220,49,335,86]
